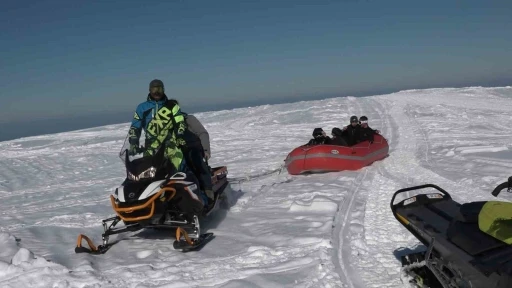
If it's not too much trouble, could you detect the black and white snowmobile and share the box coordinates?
[390,177,512,288]
[75,133,229,254]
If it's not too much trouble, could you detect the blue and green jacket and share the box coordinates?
[128,94,187,171]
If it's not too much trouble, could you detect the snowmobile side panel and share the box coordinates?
[116,187,125,202]
[203,180,229,217]
[138,179,167,200]
[119,179,164,203]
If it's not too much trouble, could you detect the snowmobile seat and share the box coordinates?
[422,201,507,256]
[397,198,508,256]
[445,201,512,256]
[447,220,507,256]
[458,201,487,223]
[427,199,463,222]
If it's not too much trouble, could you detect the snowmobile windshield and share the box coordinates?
[478,201,512,244]
[118,130,168,181]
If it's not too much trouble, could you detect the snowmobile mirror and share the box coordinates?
[491,176,512,197]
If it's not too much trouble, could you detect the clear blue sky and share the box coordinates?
[1,0,511,126]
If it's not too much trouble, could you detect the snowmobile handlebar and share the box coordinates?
[491,176,512,197]
[390,184,452,211]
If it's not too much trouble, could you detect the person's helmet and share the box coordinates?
[350,115,358,123]
[149,79,165,94]
[149,79,164,89]
[359,116,368,122]
[312,128,324,138]
[148,79,165,100]
[331,127,343,136]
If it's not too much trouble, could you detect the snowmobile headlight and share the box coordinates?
[127,167,157,181]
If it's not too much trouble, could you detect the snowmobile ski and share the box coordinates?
[173,227,215,251]
[75,234,111,254]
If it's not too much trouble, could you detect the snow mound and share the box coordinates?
[0,233,102,288]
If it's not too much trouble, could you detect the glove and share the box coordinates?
[176,138,187,147]
[128,144,140,155]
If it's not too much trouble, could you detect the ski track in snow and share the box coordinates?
[1,86,512,287]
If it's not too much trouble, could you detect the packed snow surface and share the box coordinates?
[1,86,511,287]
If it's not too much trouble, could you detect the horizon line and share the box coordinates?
[1,84,511,143]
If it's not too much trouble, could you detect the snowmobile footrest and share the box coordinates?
[173,233,214,251]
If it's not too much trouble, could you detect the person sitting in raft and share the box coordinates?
[358,116,380,143]
[330,127,349,146]
[306,128,331,146]
[341,115,361,146]
[359,116,380,134]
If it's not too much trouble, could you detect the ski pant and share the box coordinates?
[171,178,206,216]
[184,147,213,192]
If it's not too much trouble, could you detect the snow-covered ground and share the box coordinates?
[1,86,511,288]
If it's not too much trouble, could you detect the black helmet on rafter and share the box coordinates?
[350,115,358,123]
[312,128,325,138]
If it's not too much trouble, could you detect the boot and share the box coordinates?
[205,189,215,203]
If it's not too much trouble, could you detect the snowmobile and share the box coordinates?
[75,133,229,254]
[390,177,512,288]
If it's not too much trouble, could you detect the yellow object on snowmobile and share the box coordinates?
[478,201,512,245]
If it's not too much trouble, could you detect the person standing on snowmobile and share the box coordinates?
[358,115,379,143]
[341,115,361,146]
[128,80,186,168]
[167,99,214,202]
[127,79,211,209]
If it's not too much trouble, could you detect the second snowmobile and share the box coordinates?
[75,132,229,254]
[390,177,512,288]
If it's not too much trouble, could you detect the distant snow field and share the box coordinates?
[1,86,511,288]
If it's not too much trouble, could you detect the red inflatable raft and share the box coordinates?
[284,134,389,175]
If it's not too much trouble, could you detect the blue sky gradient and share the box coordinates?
[1,0,511,139]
